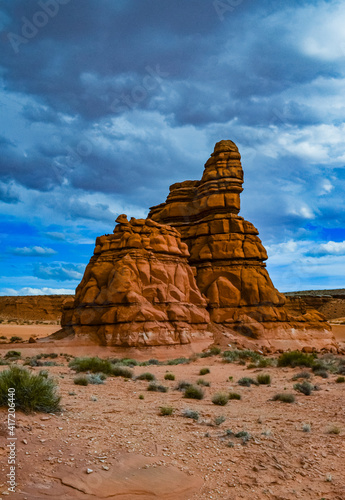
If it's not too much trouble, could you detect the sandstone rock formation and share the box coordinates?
[60,216,210,346]
[148,140,336,351]
[56,139,337,352]
[0,295,69,323]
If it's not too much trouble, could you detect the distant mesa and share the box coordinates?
[51,140,337,352]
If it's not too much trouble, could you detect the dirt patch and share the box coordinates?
[0,348,344,499]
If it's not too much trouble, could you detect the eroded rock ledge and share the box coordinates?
[56,140,337,352]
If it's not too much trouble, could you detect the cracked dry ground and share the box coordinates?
[0,353,345,500]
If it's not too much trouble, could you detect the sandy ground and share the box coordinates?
[0,343,345,500]
[0,325,58,341]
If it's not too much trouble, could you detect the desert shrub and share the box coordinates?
[182,409,199,420]
[118,358,138,366]
[197,378,210,386]
[199,368,210,375]
[176,380,192,391]
[258,358,275,368]
[87,373,106,385]
[314,369,329,379]
[39,370,49,379]
[272,393,295,403]
[238,377,258,387]
[184,385,204,400]
[0,335,7,339]
[138,394,144,399]
[147,359,159,365]
[0,366,60,413]
[223,349,262,364]
[166,357,190,365]
[294,381,313,395]
[164,372,175,381]
[111,366,133,378]
[4,350,21,359]
[41,361,58,367]
[228,392,241,400]
[159,406,174,416]
[292,371,311,380]
[235,430,251,443]
[10,336,22,342]
[200,346,221,357]
[257,374,271,385]
[302,423,311,432]
[74,376,89,386]
[69,357,113,374]
[336,376,345,383]
[212,392,229,406]
[147,383,168,392]
[41,353,58,359]
[136,372,156,381]
[214,415,226,426]
[327,425,341,435]
[0,359,9,366]
[277,351,316,368]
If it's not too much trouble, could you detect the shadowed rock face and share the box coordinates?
[59,140,336,351]
[61,216,210,346]
[148,140,336,351]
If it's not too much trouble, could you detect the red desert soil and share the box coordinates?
[0,342,345,499]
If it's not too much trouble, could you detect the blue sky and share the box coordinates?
[1,0,345,295]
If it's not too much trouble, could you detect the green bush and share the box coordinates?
[292,371,311,380]
[176,380,192,391]
[199,368,210,376]
[197,378,210,386]
[314,369,329,379]
[136,372,156,381]
[74,375,89,386]
[200,346,221,357]
[257,374,271,385]
[159,406,174,416]
[182,408,199,420]
[228,392,241,400]
[147,383,168,392]
[277,351,316,368]
[87,373,106,384]
[4,350,21,359]
[164,372,175,381]
[336,376,345,383]
[166,357,190,365]
[147,359,159,365]
[211,392,229,406]
[238,377,258,387]
[39,370,49,379]
[111,365,133,378]
[272,393,295,403]
[294,381,313,396]
[214,415,226,425]
[10,336,22,343]
[69,357,113,374]
[222,349,262,363]
[184,385,204,400]
[0,366,60,413]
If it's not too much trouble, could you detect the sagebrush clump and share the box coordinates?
[0,366,60,413]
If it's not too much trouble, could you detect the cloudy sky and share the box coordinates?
[1,0,345,296]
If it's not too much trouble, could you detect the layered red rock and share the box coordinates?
[61,216,210,346]
[149,140,336,351]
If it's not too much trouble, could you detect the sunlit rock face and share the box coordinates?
[149,140,335,351]
[61,216,210,346]
[59,140,336,352]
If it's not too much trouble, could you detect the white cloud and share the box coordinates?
[0,287,74,296]
[11,246,57,256]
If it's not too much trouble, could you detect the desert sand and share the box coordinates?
[0,337,344,500]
